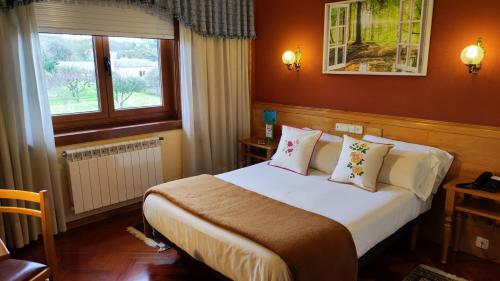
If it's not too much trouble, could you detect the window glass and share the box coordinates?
[399,45,408,65]
[329,28,337,45]
[329,48,336,66]
[39,34,100,115]
[337,27,343,43]
[338,47,344,64]
[410,46,419,67]
[401,22,410,43]
[413,0,422,20]
[330,8,337,28]
[402,0,410,22]
[411,22,421,44]
[339,8,346,25]
[108,37,162,110]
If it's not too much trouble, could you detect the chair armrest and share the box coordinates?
[0,239,10,261]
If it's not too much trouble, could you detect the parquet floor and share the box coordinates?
[12,209,499,281]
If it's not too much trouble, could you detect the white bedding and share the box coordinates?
[143,162,433,281]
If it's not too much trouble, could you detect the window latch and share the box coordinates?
[104,57,112,76]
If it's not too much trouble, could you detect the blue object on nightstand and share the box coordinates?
[263,110,277,141]
[263,110,276,124]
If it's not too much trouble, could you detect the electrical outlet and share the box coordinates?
[475,236,489,249]
[335,123,363,134]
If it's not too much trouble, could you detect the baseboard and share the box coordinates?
[66,202,142,230]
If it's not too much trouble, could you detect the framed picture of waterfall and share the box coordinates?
[322,0,434,76]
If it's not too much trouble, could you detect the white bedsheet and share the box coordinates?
[143,162,433,281]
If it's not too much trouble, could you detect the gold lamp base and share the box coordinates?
[467,64,481,74]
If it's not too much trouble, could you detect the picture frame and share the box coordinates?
[322,0,434,76]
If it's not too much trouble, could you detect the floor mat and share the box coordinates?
[403,264,469,281]
[126,223,171,252]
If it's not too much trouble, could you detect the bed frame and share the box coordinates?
[252,101,500,257]
[140,101,500,276]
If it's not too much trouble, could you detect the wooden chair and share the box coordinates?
[0,189,58,281]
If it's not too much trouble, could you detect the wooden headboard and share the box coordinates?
[252,102,500,179]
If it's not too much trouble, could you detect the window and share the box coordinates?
[395,0,424,72]
[39,33,179,133]
[326,4,350,70]
[41,34,101,115]
[108,37,163,110]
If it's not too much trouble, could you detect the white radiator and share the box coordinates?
[64,138,164,214]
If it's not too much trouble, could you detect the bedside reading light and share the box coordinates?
[282,47,302,71]
[460,38,485,74]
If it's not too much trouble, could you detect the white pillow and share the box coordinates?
[330,135,393,192]
[378,150,439,200]
[309,133,343,174]
[269,126,322,175]
[363,135,454,197]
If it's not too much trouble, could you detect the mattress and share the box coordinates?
[143,162,433,281]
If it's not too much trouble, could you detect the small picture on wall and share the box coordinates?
[323,0,434,76]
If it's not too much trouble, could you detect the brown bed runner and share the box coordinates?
[145,174,357,281]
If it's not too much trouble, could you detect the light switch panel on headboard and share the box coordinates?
[335,123,363,134]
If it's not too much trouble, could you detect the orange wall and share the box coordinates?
[253,0,500,127]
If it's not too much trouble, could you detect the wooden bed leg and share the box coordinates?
[410,223,419,251]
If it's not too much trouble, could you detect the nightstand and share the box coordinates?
[239,137,279,167]
[441,177,500,264]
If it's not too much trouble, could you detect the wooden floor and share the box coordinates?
[12,209,499,281]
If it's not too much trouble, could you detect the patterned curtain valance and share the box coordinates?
[1,0,256,38]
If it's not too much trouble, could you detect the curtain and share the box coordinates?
[0,4,66,248]
[180,23,251,177]
[1,0,256,39]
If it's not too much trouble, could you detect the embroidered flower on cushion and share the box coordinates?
[349,152,364,165]
[351,166,364,176]
[349,143,369,154]
[347,142,369,178]
[282,139,300,156]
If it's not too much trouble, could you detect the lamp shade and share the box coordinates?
[460,44,485,65]
[282,50,296,65]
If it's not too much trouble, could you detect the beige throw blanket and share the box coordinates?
[145,174,357,281]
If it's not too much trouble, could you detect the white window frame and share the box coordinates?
[395,0,425,73]
[324,3,350,71]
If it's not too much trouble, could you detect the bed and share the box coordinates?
[143,162,433,281]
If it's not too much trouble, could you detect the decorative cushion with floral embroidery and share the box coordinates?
[269,126,323,175]
[330,135,393,192]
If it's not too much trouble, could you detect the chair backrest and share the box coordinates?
[0,189,58,279]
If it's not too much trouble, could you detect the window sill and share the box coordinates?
[55,120,182,146]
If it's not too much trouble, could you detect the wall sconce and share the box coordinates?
[460,38,485,74]
[282,47,302,71]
